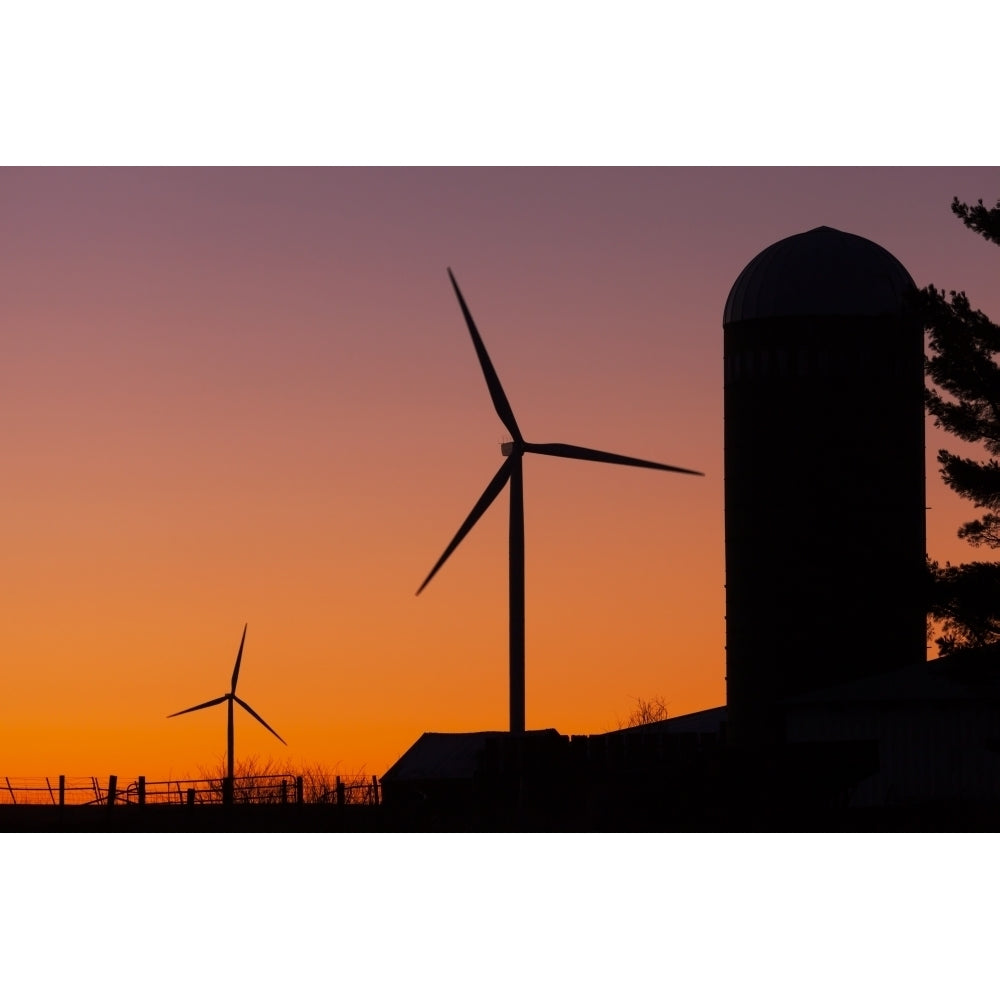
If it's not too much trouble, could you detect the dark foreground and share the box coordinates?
[6,733,998,832]
[0,803,379,833]
[4,800,1000,832]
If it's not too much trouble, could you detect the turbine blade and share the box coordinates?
[231,623,247,693]
[234,696,287,745]
[524,441,704,476]
[167,694,229,718]
[416,456,514,595]
[447,268,522,442]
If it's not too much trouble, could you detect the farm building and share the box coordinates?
[784,647,1000,808]
[379,729,567,817]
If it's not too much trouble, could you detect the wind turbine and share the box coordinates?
[168,624,286,803]
[417,269,704,735]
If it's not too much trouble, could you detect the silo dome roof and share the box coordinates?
[723,226,916,325]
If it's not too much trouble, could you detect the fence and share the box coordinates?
[1,773,380,807]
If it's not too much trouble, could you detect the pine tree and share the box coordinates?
[926,559,1000,654]
[923,196,1000,653]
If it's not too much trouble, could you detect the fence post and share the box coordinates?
[46,777,56,805]
[59,775,65,808]
[107,775,118,810]
[281,779,288,805]
[372,775,379,806]
[336,776,345,808]
[187,788,195,807]
[222,776,234,808]
[296,775,304,805]
[138,776,146,807]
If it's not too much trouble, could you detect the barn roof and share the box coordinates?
[608,705,726,736]
[784,650,1000,707]
[381,729,563,783]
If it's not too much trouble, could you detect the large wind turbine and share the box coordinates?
[417,269,704,734]
[168,624,286,802]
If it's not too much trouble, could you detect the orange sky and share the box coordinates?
[2,166,999,783]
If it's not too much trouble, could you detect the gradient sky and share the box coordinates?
[2,166,998,783]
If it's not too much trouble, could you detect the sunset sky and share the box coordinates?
[5,7,997,994]
[2,166,998,783]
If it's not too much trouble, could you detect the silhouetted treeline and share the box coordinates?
[924,194,1000,653]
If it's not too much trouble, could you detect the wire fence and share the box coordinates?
[1,773,380,807]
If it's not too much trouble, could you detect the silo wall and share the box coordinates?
[723,312,925,746]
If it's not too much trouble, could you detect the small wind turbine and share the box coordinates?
[417,269,704,734]
[168,624,286,803]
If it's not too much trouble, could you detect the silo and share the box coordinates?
[723,226,925,747]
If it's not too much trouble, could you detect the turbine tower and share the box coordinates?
[417,269,703,734]
[168,624,286,804]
